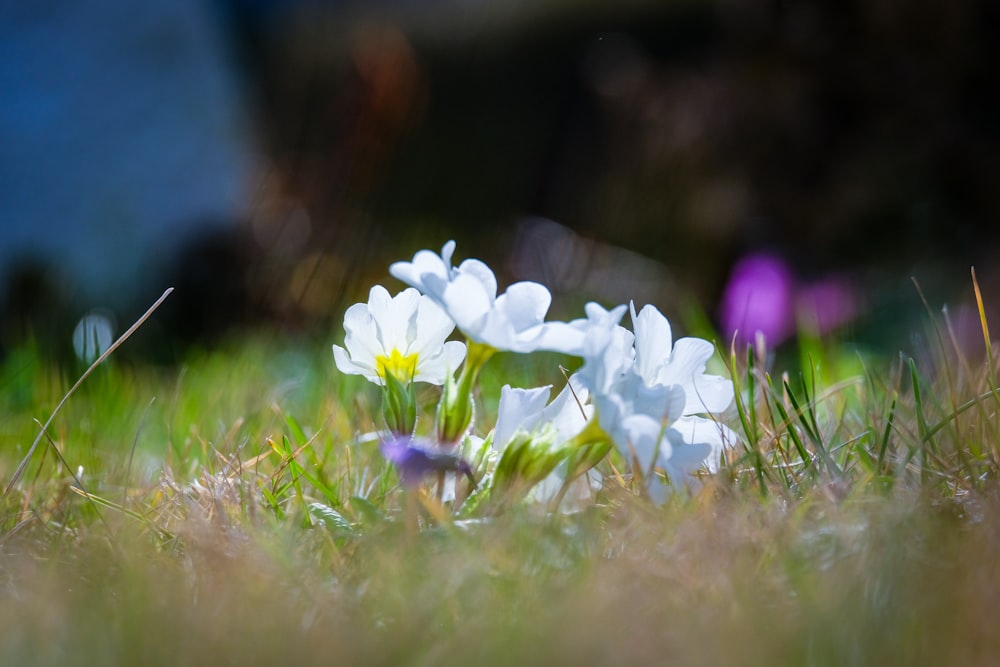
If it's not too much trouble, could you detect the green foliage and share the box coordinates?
[4,281,1000,665]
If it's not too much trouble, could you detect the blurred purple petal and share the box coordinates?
[797,277,858,336]
[719,253,795,347]
[380,436,473,487]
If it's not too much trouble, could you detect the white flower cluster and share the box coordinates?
[568,302,736,502]
[334,240,737,506]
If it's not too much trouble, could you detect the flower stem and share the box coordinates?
[437,341,495,446]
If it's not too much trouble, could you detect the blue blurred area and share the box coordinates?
[0,0,256,306]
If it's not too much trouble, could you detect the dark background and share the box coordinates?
[3,0,999,360]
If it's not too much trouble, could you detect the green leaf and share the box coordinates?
[308,502,354,535]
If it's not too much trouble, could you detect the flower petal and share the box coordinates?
[342,303,382,366]
[655,337,732,414]
[631,302,674,386]
[413,340,466,385]
[493,384,552,451]
[497,281,550,331]
[456,258,498,301]
[410,295,456,358]
[628,381,686,424]
[685,373,735,415]
[380,435,473,487]
[617,413,663,473]
[666,415,737,474]
[527,321,588,356]
[389,245,452,293]
[542,375,592,442]
[371,286,420,353]
[441,272,493,336]
[333,344,379,382]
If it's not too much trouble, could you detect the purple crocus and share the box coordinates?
[719,252,860,347]
[796,277,857,336]
[719,253,796,347]
[380,435,475,488]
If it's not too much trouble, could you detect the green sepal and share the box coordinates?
[382,370,417,437]
[491,433,570,504]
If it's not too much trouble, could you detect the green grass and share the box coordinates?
[3,286,1000,665]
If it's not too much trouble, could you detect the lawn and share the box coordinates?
[2,262,1000,666]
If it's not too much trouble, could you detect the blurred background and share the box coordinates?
[2,0,999,363]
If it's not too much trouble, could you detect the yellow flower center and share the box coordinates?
[375,349,419,383]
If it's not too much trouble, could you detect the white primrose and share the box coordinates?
[591,375,685,462]
[492,377,593,454]
[621,411,737,504]
[568,302,633,394]
[570,300,737,496]
[627,301,737,484]
[630,302,734,415]
[332,285,466,386]
[491,377,603,509]
[389,240,585,354]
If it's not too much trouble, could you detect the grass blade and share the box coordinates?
[2,288,174,502]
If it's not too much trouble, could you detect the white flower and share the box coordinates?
[388,240,489,301]
[569,300,736,497]
[664,415,735,477]
[592,377,685,465]
[491,377,601,510]
[493,385,553,453]
[615,411,736,503]
[390,241,585,354]
[569,303,689,456]
[569,302,633,394]
[332,285,466,385]
[655,416,737,502]
[630,302,734,414]
[492,377,592,453]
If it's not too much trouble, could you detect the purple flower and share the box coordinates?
[796,277,857,336]
[719,252,861,347]
[719,253,795,347]
[379,435,474,487]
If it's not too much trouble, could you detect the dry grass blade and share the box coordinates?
[1,288,174,501]
[972,268,1000,408]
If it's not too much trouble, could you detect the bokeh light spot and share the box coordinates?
[72,311,115,363]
